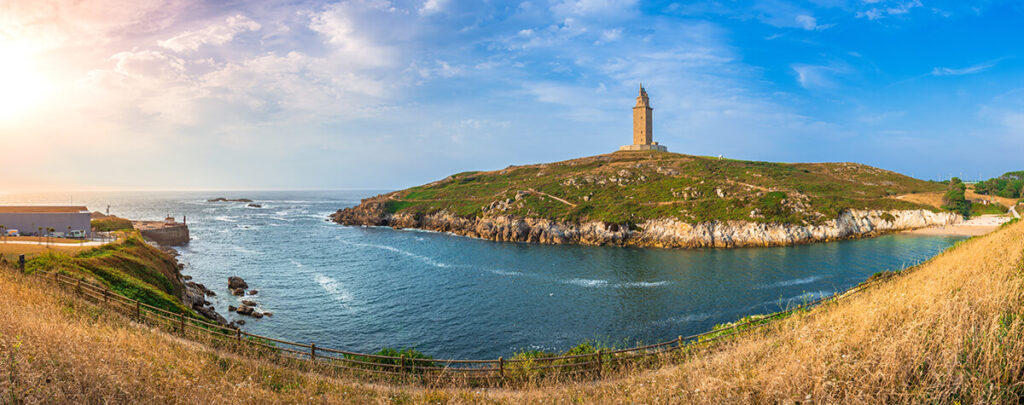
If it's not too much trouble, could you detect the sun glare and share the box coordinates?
[0,44,49,122]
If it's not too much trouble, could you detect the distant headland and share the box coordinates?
[332,87,964,248]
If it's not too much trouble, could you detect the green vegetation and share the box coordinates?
[90,216,134,232]
[974,171,1024,199]
[379,151,945,225]
[342,348,435,372]
[942,177,972,219]
[25,236,191,315]
[971,202,1008,217]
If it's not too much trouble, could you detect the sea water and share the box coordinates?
[0,190,965,359]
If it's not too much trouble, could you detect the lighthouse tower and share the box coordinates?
[620,84,667,152]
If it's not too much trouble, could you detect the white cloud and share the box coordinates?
[308,1,403,68]
[857,0,923,20]
[931,62,995,76]
[791,63,848,89]
[419,0,449,15]
[158,14,261,52]
[551,0,638,17]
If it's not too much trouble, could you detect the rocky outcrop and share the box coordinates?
[181,280,228,325]
[208,197,254,203]
[228,276,248,290]
[331,197,961,248]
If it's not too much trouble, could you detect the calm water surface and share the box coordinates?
[1,190,965,358]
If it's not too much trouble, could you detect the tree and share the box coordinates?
[942,177,971,219]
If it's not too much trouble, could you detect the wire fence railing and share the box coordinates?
[24,265,899,385]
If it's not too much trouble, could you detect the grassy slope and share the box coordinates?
[383,151,944,225]
[1,221,1021,403]
[26,236,191,315]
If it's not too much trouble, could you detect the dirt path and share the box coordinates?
[528,189,577,207]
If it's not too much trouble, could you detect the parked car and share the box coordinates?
[68,230,87,239]
[5,229,18,237]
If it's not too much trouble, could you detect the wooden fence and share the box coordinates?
[28,268,888,384]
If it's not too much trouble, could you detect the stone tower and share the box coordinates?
[620,84,667,152]
[633,85,652,145]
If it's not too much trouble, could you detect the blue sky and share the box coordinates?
[1,0,1022,190]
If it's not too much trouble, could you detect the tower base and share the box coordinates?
[619,144,668,152]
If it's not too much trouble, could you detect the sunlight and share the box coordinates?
[0,44,49,122]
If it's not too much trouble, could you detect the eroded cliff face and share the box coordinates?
[331,197,961,248]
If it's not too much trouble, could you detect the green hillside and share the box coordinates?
[26,236,193,315]
[380,151,945,225]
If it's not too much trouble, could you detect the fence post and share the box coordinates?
[236,328,241,345]
[310,343,317,362]
[596,349,603,378]
[103,289,108,303]
[400,355,406,375]
[76,279,82,292]
[135,301,141,320]
[678,335,684,353]
[498,357,504,379]
[53,271,58,283]
[180,313,185,334]
[18,255,25,272]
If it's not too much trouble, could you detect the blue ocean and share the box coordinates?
[0,190,964,359]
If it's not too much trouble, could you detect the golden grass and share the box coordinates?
[1,221,1022,404]
[897,189,1020,210]
[0,243,91,258]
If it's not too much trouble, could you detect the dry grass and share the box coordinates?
[0,243,91,259]
[897,189,1020,210]
[1,221,1022,404]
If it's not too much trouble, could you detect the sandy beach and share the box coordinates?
[903,214,1014,236]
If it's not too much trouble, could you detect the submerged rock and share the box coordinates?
[241,300,257,307]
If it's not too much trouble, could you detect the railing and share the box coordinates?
[26,267,892,384]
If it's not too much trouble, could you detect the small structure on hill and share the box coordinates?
[620,84,667,152]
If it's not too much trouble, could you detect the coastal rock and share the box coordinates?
[247,203,262,208]
[228,305,237,312]
[228,276,248,290]
[331,199,962,249]
[231,288,245,296]
[236,305,254,315]
[248,289,258,295]
[241,300,257,306]
[234,319,245,326]
[208,197,254,203]
[252,312,264,319]
[262,311,273,317]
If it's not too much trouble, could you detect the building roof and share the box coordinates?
[0,206,89,214]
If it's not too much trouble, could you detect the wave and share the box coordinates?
[213,215,237,222]
[618,281,670,288]
[561,278,668,288]
[759,276,822,289]
[336,240,457,269]
[315,274,353,304]
[653,312,715,326]
[490,269,524,277]
[564,278,609,288]
[289,259,304,268]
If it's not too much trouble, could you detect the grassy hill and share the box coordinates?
[2,216,1021,402]
[381,151,945,225]
[25,236,192,315]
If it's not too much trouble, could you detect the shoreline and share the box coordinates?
[901,214,1012,237]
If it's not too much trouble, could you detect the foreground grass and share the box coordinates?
[0,221,1022,403]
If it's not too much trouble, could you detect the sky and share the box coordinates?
[0,0,1022,190]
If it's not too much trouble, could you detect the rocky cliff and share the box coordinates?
[331,196,961,248]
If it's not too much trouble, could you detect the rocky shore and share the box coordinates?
[331,196,962,248]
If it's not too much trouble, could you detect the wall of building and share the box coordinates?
[0,213,91,236]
